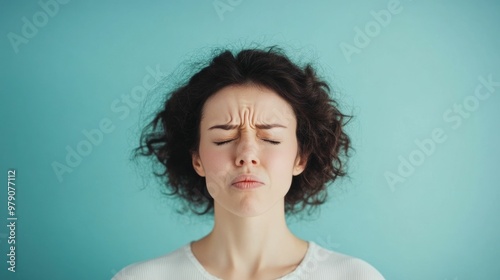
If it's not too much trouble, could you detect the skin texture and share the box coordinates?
[191,84,309,279]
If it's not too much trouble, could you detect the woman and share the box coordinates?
[113,47,385,279]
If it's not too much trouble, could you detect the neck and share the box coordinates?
[197,201,306,275]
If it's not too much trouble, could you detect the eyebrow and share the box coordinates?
[208,124,287,130]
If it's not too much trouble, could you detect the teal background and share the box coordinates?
[1,0,499,279]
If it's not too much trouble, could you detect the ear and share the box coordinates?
[292,152,308,176]
[191,152,206,177]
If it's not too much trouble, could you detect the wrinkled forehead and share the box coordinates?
[200,84,296,127]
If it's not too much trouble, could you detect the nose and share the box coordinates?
[235,133,260,167]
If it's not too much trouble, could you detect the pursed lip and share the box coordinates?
[231,174,264,185]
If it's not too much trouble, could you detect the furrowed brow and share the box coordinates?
[208,124,239,130]
[208,123,286,130]
[255,124,287,129]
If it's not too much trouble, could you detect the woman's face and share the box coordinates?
[191,84,307,217]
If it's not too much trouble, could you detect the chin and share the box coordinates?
[216,195,282,218]
[231,202,278,218]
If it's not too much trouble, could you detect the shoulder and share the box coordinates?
[294,241,385,280]
[112,244,201,280]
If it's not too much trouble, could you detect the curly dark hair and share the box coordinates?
[134,46,352,216]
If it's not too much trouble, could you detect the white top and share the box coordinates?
[112,241,385,280]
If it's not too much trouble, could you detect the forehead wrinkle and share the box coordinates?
[209,103,291,130]
[201,94,235,127]
[202,84,296,130]
[239,106,254,128]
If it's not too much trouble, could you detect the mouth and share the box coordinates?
[231,175,264,190]
[232,181,264,189]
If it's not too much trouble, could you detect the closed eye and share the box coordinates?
[263,139,281,145]
[214,139,234,146]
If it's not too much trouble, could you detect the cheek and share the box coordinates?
[264,151,296,193]
[200,144,227,172]
[199,144,231,198]
[264,144,298,173]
